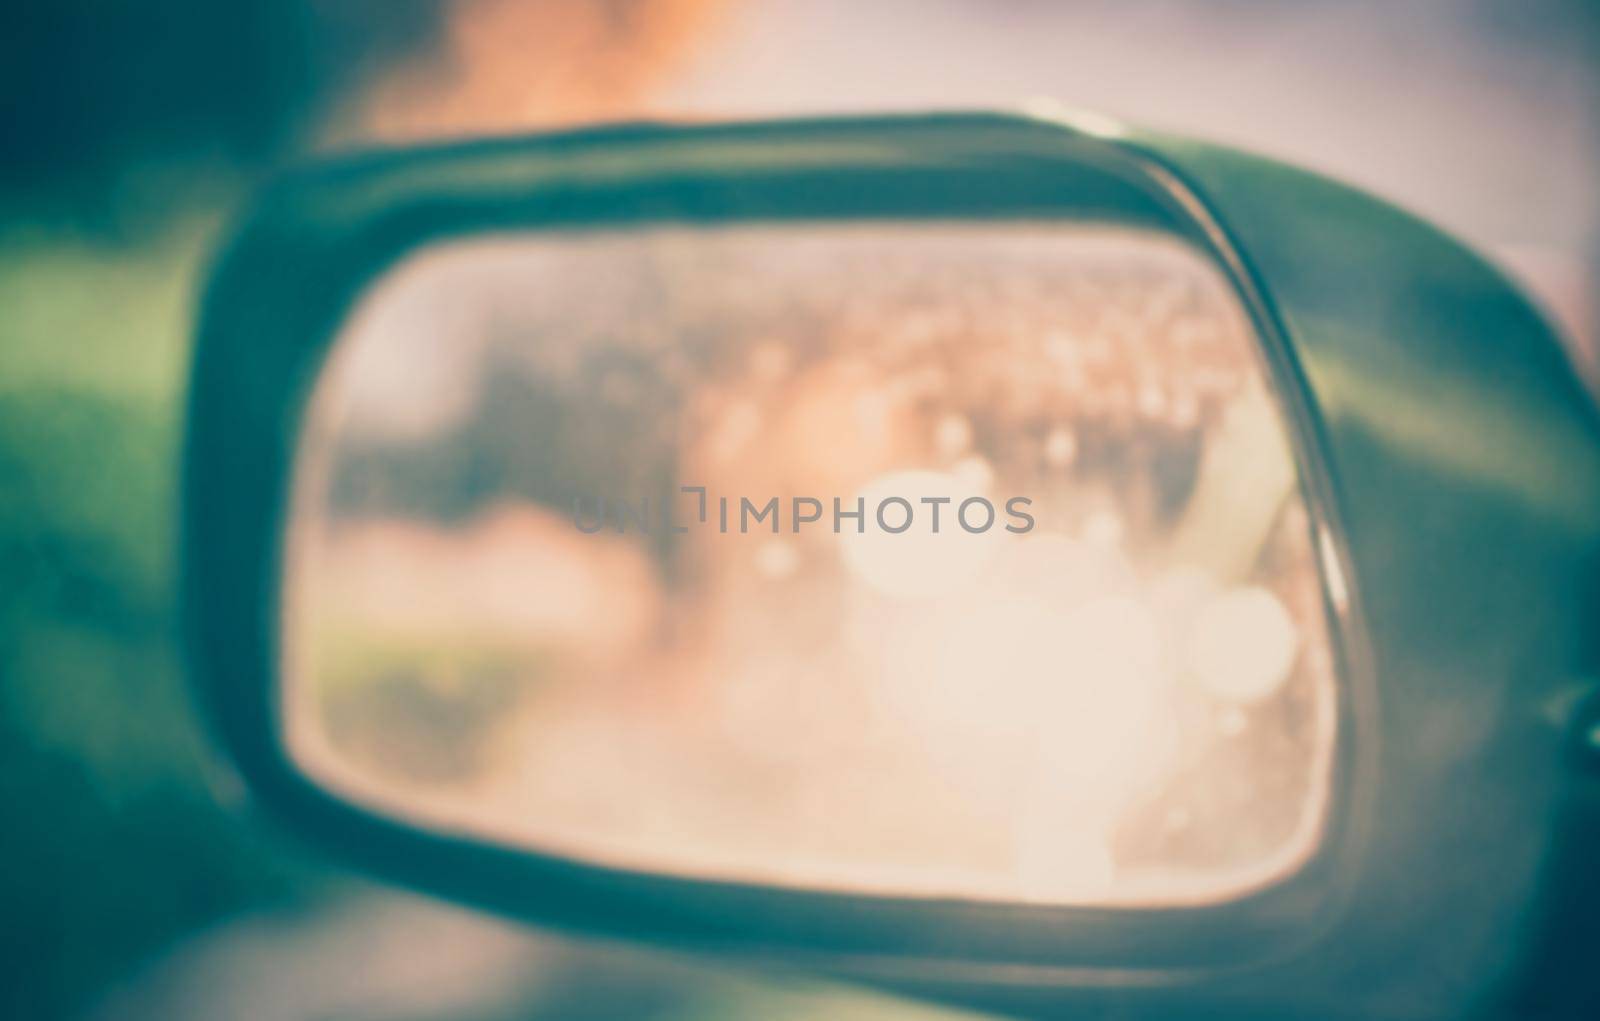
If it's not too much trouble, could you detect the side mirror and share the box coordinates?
[184,112,1600,1017]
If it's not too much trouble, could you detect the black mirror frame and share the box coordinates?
[183,111,1600,1015]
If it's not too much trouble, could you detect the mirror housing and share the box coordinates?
[184,111,1600,1017]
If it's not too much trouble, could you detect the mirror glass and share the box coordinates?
[283,223,1339,906]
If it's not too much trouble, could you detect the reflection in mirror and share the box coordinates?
[283,224,1338,906]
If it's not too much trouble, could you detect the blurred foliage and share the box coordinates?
[0,3,443,1015]
[316,625,540,784]
[0,0,439,225]
[0,220,320,1019]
